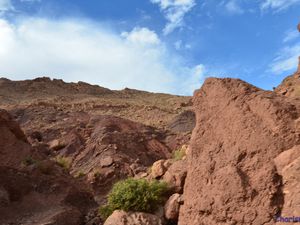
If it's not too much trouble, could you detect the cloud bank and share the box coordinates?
[0,17,205,95]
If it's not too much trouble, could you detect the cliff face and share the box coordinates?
[179,78,300,225]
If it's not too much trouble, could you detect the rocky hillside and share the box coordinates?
[0,77,192,130]
[0,77,195,224]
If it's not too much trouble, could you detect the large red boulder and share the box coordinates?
[179,78,300,225]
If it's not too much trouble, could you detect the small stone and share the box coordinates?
[100,156,114,167]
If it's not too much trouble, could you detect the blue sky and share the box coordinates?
[0,0,299,95]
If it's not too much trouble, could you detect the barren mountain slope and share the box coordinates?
[0,77,194,205]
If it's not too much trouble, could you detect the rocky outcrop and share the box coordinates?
[167,110,196,133]
[0,109,97,225]
[0,109,32,168]
[179,78,300,225]
[104,210,164,225]
[276,55,300,97]
[162,160,187,193]
[70,115,171,196]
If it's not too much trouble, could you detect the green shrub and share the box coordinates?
[99,178,169,219]
[54,156,71,170]
[172,147,186,161]
[99,205,114,219]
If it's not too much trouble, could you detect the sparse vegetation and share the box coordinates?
[54,156,71,170]
[172,146,186,161]
[75,171,85,178]
[99,178,169,219]
[22,156,37,166]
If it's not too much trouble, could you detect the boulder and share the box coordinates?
[48,139,66,151]
[164,193,182,221]
[151,160,168,179]
[179,78,300,225]
[100,156,114,167]
[162,160,187,193]
[104,210,163,225]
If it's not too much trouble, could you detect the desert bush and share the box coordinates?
[54,156,71,170]
[172,147,186,161]
[99,178,169,219]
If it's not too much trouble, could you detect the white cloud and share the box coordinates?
[121,27,160,45]
[150,0,196,35]
[174,40,192,50]
[183,64,206,92]
[0,17,205,95]
[283,29,299,43]
[0,0,13,13]
[260,0,300,11]
[269,42,300,74]
[225,0,244,14]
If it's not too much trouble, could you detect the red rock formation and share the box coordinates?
[179,78,300,225]
[68,115,171,196]
[0,109,97,225]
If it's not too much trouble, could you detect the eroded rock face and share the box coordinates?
[167,110,196,133]
[104,210,163,225]
[70,115,171,196]
[274,146,300,219]
[179,78,300,225]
